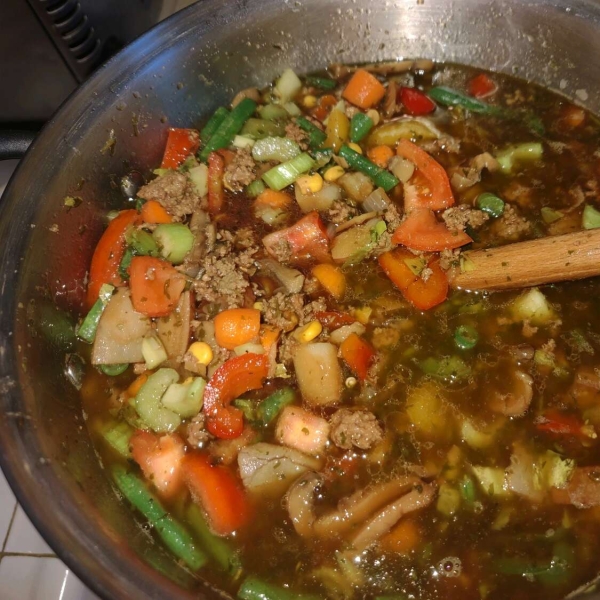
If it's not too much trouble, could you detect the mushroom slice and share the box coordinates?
[489,370,534,417]
[286,471,324,538]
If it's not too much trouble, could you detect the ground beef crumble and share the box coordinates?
[262,292,327,332]
[137,170,201,219]
[329,409,384,450]
[439,248,461,271]
[328,199,359,225]
[223,149,256,192]
[285,122,310,150]
[491,204,532,240]
[442,206,489,233]
[186,413,212,447]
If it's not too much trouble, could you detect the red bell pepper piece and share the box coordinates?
[86,209,140,309]
[207,151,225,215]
[183,453,251,535]
[340,333,376,381]
[130,430,185,499]
[312,94,337,122]
[391,208,472,252]
[161,128,200,170]
[395,139,455,211]
[378,248,449,310]
[468,74,498,99]
[535,409,589,438]
[398,87,436,116]
[262,212,331,264]
[203,353,269,439]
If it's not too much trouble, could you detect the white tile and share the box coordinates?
[0,557,69,600]
[0,469,17,546]
[4,505,53,555]
[60,568,100,600]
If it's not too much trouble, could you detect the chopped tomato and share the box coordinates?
[262,212,331,264]
[203,353,269,439]
[314,311,357,329]
[207,151,225,215]
[557,104,586,130]
[378,248,449,310]
[183,453,251,535]
[312,94,337,122]
[398,87,436,116]
[130,430,185,499]
[468,74,497,99]
[395,139,455,211]
[392,208,472,252]
[86,209,140,309]
[536,409,590,438]
[161,128,200,170]
[340,333,376,381]
[128,256,186,317]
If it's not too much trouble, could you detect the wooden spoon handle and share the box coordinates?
[448,228,600,291]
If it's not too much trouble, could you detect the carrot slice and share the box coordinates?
[254,189,292,209]
[342,69,386,109]
[214,308,261,350]
[183,453,250,535]
[380,517,421,555]
[141,199,172,224]
[367,145,394,168]
[312,264,346,301]
[86,209,140,309]
[161,128,200,170]
[128,256,186,317]
[391,208,472,252]
[396,139,455,211]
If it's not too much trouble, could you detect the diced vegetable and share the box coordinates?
[252,137,301,163]
[203,353,269,439]
[509,288,557,325]
[496,142,543,174]
[337,171,374,202]
[420,355,471,383]
[471,466,508,497]
[406,382,451,440]
[161,128,200,170]
[199,98,257,161]
[324,109,350,152]
[246,179,267,198]
[77,283,114,343]
[305,76,336,90]
[201,106,229,145]
[476,192,505,218]
[295,181,341,213]
[256,388,296,426]
[338,145,399,192]
[311,94,337,122]
[99,419,134,458]
[312,263,346,300]
[129,256,186,318]
[111,466,207,570]
[349,112,374,143]
[258,104,290,122]
[437,483,461,516]
[86,209,141,309]
[582,204,600,230]
[262,152,315,191]
[340,333,375,381]
[296,116,327,148]
[398,87,436,116]
[275,68,302,103]
[241,118,286,139]
[152,223,194,265]
[276,406,330,456]
[141,334,168,369]
[468,73,497,98]
[214,308,261,350]
[541,206,563,224]
[134,368,181,433]
[293,343,343,406]
[238,576,321,600]
[535,409,590,439]
[183,453,250,536]
[428,86,502,115]
[366,117,439,147]
[460,419,498,449]
[454,324,478,349]
[161,377,206,418]
[342,69,386,109]
[140,199,173,224]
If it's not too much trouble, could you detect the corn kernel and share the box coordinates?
[296,173,323,195]
[253,301,264,311]
[347,142,363,154]
[353,305,372,325]
[302,95,318,108]
[323,165,345,182]
[293,320,323,343]
[366,109,380,126]
[188,341,213,366]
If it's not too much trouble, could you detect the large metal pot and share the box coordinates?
[2,1,600,598]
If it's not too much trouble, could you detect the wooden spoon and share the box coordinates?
[448,228,600,291]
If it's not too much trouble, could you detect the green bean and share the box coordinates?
[305,76,336,90]
[238,576,322,600]
[201,106,229,145]
[76,283,114,344]
[296,117,327,149]
[338,145,399,191]
[256,388,295,426]
[111,466,207,570]
[349,112,374,143]
[476,193,505,218]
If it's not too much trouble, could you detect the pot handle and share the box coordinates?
[0,130,37,161]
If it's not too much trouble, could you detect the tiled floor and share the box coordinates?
[1,160,99,598]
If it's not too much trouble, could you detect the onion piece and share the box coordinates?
[92,288,151,365]
[389,156,415,183]
[237,442,321,494]
[258,259,305,294]
[338,172,374,202]
[363,188,392,212]
[335,211,381,235]
[506,442,544,502]
[295,182,341,213]
[286,472,323,537]
[331,226,372,264]
[157,291,192,361]
[329,323,366,345]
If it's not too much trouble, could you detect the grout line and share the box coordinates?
[0,502,18,567]
[0,552,57,558]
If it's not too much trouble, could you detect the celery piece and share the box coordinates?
[134,368,181,433]
[162,377,205,418]
[582,204,600,230]
[252,137,301,163]
[258,104,290,122]
[111,466,207,570]
[436,483,461,516]
[541,206,563,224]
[262,152,315,191]
[141,335,168,370]
[240,118,286,140]
[454,324,478,350]
[246,179,266,198]
[496,142,543,174]
[188,163,208,197]
[99,420,134,458]
[275,68,302,102]
[419,355,471,383]
[152,223,194,264]
[125,228,159,256]
[199,98,257,161]
[76,283,114,343]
